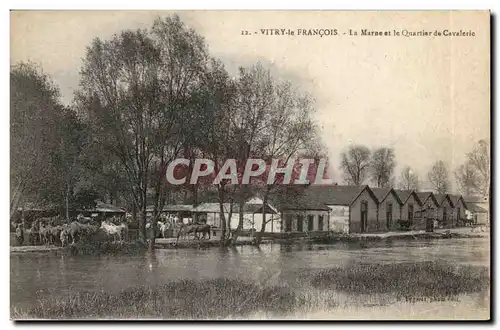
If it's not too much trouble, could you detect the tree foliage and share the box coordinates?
[455,139,490,197]
[428,160,450,194]
[76,15,209,245]
[339,145,371,185]
[398,166,419,191]
[369,147,396,188]
[10,63,89,218]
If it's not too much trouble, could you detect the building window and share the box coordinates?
[361,201,368,212]
[297,215,304,232]
[307,215,314,231]
[318,215,324,231]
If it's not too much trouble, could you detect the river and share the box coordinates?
[10,237,490,311]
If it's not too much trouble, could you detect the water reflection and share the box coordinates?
[10,238,489,310]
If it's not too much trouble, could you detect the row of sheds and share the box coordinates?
[280,185,489,234]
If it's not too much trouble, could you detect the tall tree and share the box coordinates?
[10,62,65,218]
[370,147,396,188]
[190,59,239,244]
[399,166,419,191]
[455,162,479,196]
[454,139,490,197]
[233,63,323,243]
[428,160,450,194]
[466,139,490,197]
[76,15,208,246]
[53,108,89,218]
[339,145,371,185]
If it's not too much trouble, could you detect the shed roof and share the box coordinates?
[146,204,194,212]
[77,201,126,213]
[280,185,372,210]
[371,188,391,202]
[449,195,467,209]
[467,204,488,213]
[463,195,489,203]
[371,188,402,204]
[416,192,439,207]
[192,202,277,214]
[393,190,412,203]
[434,194,454,207]
[17,201,59,212]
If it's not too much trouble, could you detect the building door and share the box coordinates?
[457,207,461,226]
[360,201,368,233]
[443,207,447,227]
[425,213,434,232]
[386,202,393,230]
[307,215,314,231]
[297,215,304,232]
[318,216,324,231]
[285,215,292,232]
[408,204,414,227]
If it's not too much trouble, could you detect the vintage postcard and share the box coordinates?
[10,10,490,320]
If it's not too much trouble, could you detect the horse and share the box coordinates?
[39,223,51,245]
[100,220,128,242]
[60,224,70,247]
[175,222,200,244]
[65,221,96,245]
[28,219,41,245]
[157,221,173,238]
[77,214,93,224]
[195,224,212,240]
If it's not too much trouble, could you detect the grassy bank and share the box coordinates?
[10,227,489,254]
[307,261,489,298]
[12,261,489,320]
[12,278,298,319]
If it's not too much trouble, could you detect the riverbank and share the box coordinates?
[10,227,489,254]
[11,261,489,320]
[152,227,490,249]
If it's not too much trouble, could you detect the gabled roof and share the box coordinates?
[371,188,391,203]
[393,190,422,206]
[449,195,468,209]
[434,194,455,208]
[416,192,439,207]
[280,185,376,210]
[467,204,488,213]
[371,188,402,205]
[323,185,371,205]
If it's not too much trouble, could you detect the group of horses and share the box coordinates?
[14,213,218,247]
[14,214,130,247]
[175,221,213,244]
[145,214,214,244]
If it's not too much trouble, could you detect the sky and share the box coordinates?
[10,10,490,192]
